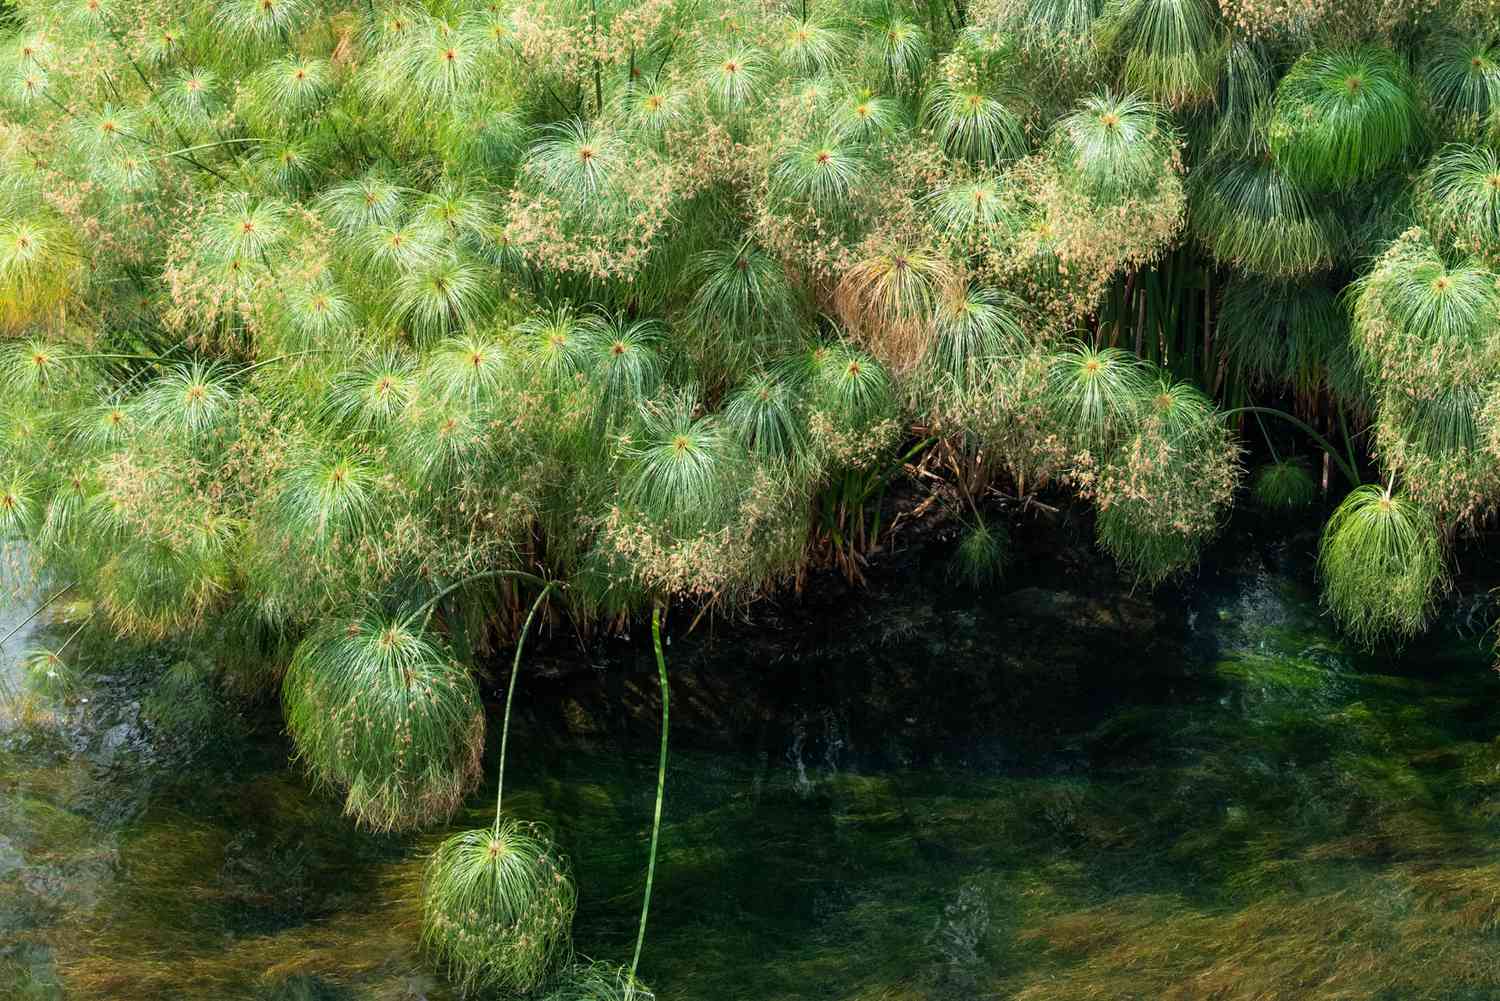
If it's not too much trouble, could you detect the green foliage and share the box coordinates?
[922,79,1027,165]
[620,393,747,536]
[141,659,227,735]
[1097,0,1224,107]
[282,609,484,831]
[1252,458,1319,510]
[871,12,930,87]
[1420,143,1500,259]
[685,242,799,371]
[528,120,628,205]
[949,517,1009,588]
[809,342,897,432]
[422,581,576,992]
[1218,280,1350,400]
[1352,238,1499,369]
[778,16,849,76]
[1044,344,1153,454]
[1419,35,1500,132]
[1001,0,1106,51]
[724,369,808,466]
[1270,47,1420,191]
[771,131,871,213]
[0,0,1497,873]
[97,524,234,639]
[541,962,654,1001]
[17,646,79,699]
[1350,231,1500,510]
[1318,485,1444,646]
[1091,380,1239,585]
[421,819,577,993]
[1191,154,1338,279]
[1051,91,1175,200]
[921,285,1029,396]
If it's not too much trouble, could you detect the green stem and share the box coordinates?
[1251,410,1279,464]
[628,606,670,994]
[236,348,339,378]
[152,138,269,161]
[1338,407,1358,484]
[1222,406,1361,489]
[494,583,554,826]
[1,582,76,648]
[54,617,90,656]
[60,352,163,363]
[414,569,550,631]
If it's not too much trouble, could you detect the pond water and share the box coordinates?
[4,525,1500,1001]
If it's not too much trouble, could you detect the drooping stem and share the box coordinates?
[1338,407,1359,486]
[152,138,269,162]
[494,582,554,827]
[236,348,340,379]
[628,606,670,992]
[413,568,549,631]
[1251,409,1279,464]
[1222,406,1361,489]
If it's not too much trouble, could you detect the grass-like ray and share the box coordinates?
[1270,47,1419,190]
[1318,483,1444,646]
[283,606,485,831]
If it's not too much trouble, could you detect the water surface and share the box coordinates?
[4,530,1500,1000]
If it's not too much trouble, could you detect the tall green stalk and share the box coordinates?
[419,580,577,993]
[495,582,555,826]
[627,606,670,992]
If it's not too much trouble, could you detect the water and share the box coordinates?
[4,526,1500,1000]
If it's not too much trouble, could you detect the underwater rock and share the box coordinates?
[94,723,135,766]
[0,836,21,878]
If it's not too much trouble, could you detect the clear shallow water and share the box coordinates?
[4,531,1500,1001]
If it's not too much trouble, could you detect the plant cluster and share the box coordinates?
[2,0,1500,973]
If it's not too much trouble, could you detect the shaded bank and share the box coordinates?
[3,518,1500,1000]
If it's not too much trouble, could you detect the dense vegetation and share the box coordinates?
[3,0,1500,990]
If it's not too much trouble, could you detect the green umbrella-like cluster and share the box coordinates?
[5,13,1500,995]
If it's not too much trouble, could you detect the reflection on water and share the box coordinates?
[4,531,1500,1000]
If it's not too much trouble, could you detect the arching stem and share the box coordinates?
[152,138,269,162]
[1222,406,1361,489]
[236,348,340,378]
[412,569,550,631]
[493,582,554,826]
[628,606,670,995]
[1251,410,1279,464]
